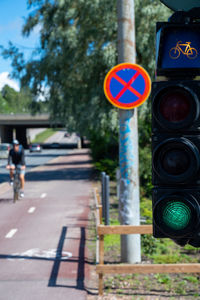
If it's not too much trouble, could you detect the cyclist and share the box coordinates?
[6,139,26,198]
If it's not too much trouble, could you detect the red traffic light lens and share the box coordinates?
[152,83,199,131]
[159,89,191,123]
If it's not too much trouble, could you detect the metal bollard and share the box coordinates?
[101,172,106,220]
[105,175,110,225]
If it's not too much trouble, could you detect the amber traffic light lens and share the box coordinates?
[162,148,190,175]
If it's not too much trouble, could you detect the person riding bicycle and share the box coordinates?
[6,139,26,198]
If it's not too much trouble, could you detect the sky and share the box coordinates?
[0,0,40,91]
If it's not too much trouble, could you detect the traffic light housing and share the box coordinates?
[152,9,200,247]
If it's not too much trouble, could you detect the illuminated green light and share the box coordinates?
[162,201,191,230]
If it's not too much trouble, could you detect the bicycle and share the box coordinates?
[13,166,21,203]
[169,41,198,60]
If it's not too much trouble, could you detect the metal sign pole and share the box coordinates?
[117,0,141,263]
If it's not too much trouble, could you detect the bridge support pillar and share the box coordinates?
[16,127,28,149]
[0,126,13,143]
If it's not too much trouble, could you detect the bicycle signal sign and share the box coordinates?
[104,63,151,110]
[157,26,200,74]
[169,41,198,60]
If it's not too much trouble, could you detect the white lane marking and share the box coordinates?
[40,193,47,199]
[8,249,72,261]
[28,207,36,214]
[5,229,18,239]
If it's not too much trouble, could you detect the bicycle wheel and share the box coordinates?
[187,48,198,59]
[169,47,180,59]
[13,190,19,203]
[13,171,20,202]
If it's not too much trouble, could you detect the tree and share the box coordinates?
[0,0,170,135]
[1,0,117,136]
[1,85,35,113]
[0,92,10,113]
[0,0,171,182]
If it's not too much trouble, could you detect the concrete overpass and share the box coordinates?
[0,114,62,148]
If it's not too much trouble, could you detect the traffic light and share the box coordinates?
[152,8,200,247]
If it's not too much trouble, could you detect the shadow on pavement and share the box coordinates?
[48,226,68,287]
[46,160,93,167]
[0,198,13,203]
[48,226,87,291]
[25,167,92,181]
[26,153,67,158]
[0,226,93,293]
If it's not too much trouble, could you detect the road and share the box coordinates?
[0,130,79,183]
[0,148,69,183]
[0,147,93,300]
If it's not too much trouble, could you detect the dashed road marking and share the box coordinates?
[5,229,18,239]
[40,193,47,199]
[28,207,36,214]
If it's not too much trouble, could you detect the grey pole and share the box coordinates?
[105,175,110,225]
[101,172,106,220]
[117,0,141,263]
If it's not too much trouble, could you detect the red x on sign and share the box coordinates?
[104,63,151,109]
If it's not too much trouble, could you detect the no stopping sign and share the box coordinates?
[104,63,151,109]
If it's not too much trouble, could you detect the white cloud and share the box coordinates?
[0,72,20,91]
[35,85,50,102]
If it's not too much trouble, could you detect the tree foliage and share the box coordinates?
[0,85,34,114]
[1,0,170,135]
[0,0,171,188]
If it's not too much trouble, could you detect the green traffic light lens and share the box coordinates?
[162,201,191,230]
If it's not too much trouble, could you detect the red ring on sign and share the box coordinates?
[104,63,151,109]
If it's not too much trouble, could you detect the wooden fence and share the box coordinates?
[93,188,200,296]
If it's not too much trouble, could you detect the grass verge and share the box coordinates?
[32,128,59,143]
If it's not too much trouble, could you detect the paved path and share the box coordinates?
[44,130,79,146]
[0,149,93,300]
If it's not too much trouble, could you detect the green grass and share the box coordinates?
[104,218,120,254]
[32,128,59,143]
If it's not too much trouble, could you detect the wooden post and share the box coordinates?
[99,205,103,224]
[99,234,104,295]
[96,191,103,224]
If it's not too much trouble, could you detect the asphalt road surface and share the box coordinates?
[0,148,70,183]
[0,148,93,300]
[0,130,80,183]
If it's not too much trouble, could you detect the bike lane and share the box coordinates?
[0,149,94,300]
